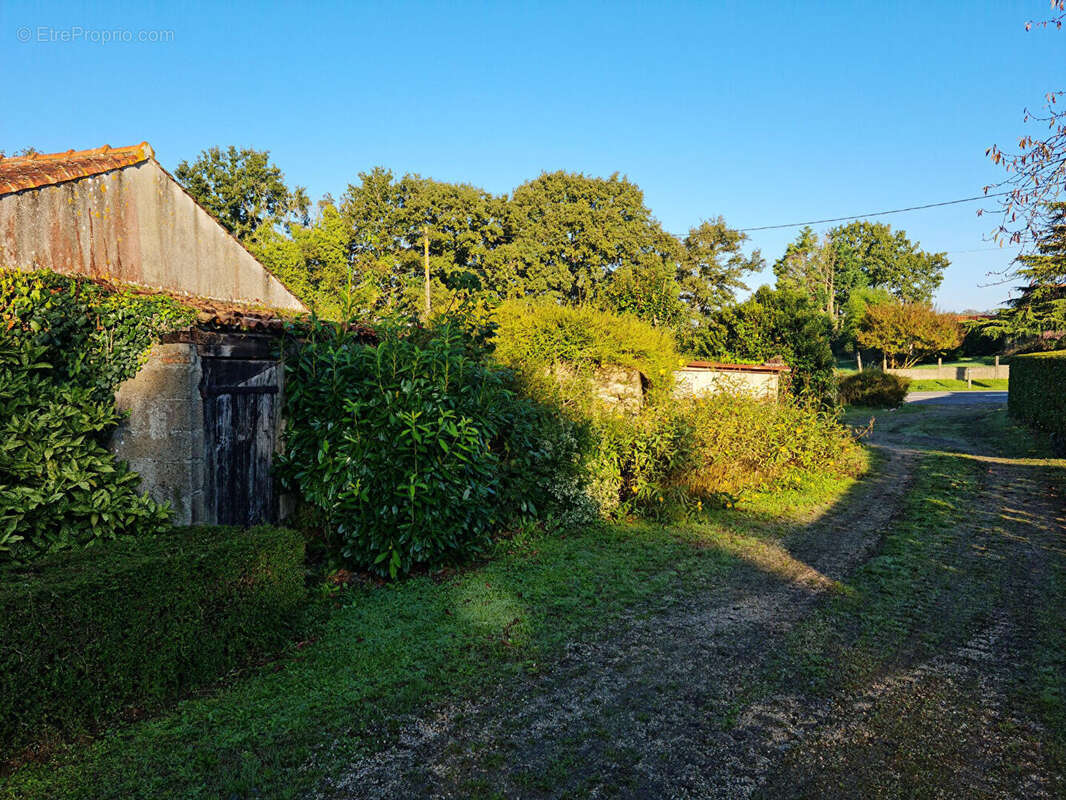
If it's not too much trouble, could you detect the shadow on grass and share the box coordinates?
[9,404,1062,800]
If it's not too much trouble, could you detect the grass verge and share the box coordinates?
[908,378,1009,391]
[0,467,864,800]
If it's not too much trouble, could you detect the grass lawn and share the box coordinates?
[908,377,1009,391]
[836,356,1009,375]
[0,469,865,800]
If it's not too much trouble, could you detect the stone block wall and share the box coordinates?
[111,343,205,524]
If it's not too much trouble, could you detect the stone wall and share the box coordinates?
[111,343,205,525]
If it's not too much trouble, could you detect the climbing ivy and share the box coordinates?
[0,270,195,561]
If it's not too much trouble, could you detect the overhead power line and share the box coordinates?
[736,190,1012,232]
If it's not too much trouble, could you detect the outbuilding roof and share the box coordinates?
[683,360,790,374]
[0,143,154,195]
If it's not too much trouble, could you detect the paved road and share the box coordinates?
[905,390,1008,405]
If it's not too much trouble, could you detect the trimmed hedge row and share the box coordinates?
[1008,350,1066,439]
[0,525,304,752]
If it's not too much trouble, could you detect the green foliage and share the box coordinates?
[856,302,963,369]
[678,218,763,318]
[837,370,911,407]
[492,300,681,403]
[501,170,680,308]
[774,222,949,335]
[590,393,860,515]
[974,202,1066,344]
[828,220,948,304]
[1008,350,1066,439]
[175,145,310,241]
[0,270,193,561]
[0,524,305,753]
[238,160,759,331]
[278,315,586,577]
[694,286,837,403]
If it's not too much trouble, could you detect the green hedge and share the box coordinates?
[0,525,304,752]
[1008,350,1066,439]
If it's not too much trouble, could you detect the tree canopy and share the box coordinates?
[175,146,310,241]
[856,303,962,369]
[973,201,1066,345]
[774,221,949,331]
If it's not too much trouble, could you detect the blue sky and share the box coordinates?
[2,0,1062,310]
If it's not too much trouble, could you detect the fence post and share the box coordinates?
[938,356,942,378]
[856,350,863,372]
[966,367,972,389]
[995,355,1000,378]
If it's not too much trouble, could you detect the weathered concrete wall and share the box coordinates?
[112,343,205,525]
[887,365,1010,381]
[0,160,304,310]
[674,368,780,400]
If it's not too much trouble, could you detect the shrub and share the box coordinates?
[0,525,305,753]
[587,392,861,515]
[492,300,681,406]
[692,286,837,405]
[837,370,911,407]
[678,392,860,499]
[278,315,587,577]
[1009,350,1066,440]
[0,270,193,561]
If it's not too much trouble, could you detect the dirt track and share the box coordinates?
[318,400,1066,799]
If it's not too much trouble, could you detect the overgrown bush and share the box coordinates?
[689,286,837,405]
[0,524,305,752]
[587,392,860,516]
[0,270,193,561]
[837,370,911,407]
[493,299,681,406]
[1009,350,1066,440]
[278,315,588,577]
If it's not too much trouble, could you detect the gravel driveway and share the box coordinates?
[317,402,1065,799]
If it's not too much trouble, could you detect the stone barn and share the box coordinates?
[0,143,307,526]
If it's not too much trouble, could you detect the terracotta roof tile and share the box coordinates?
[0,142,153,195]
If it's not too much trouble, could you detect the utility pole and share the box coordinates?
[423,226,431,321]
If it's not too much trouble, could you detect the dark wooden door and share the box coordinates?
[201,358,279,526]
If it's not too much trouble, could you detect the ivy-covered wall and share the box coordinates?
[0,269,194,561]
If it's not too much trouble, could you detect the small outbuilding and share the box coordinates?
[674,360,789,400]
[0,143,307,526]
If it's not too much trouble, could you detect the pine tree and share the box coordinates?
[980,202,1066,343]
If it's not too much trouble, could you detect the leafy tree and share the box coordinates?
[856,302,962,368]
[827,220,948,304]
[696,286,836,402]
[983,2,1065,244]
[175,146,309,241]
[501,171,681,304]
[249,202,362,319]
[597,260,685,327]
[678,218,763,317]
[836,285,894,353]
[773,225,856,323]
